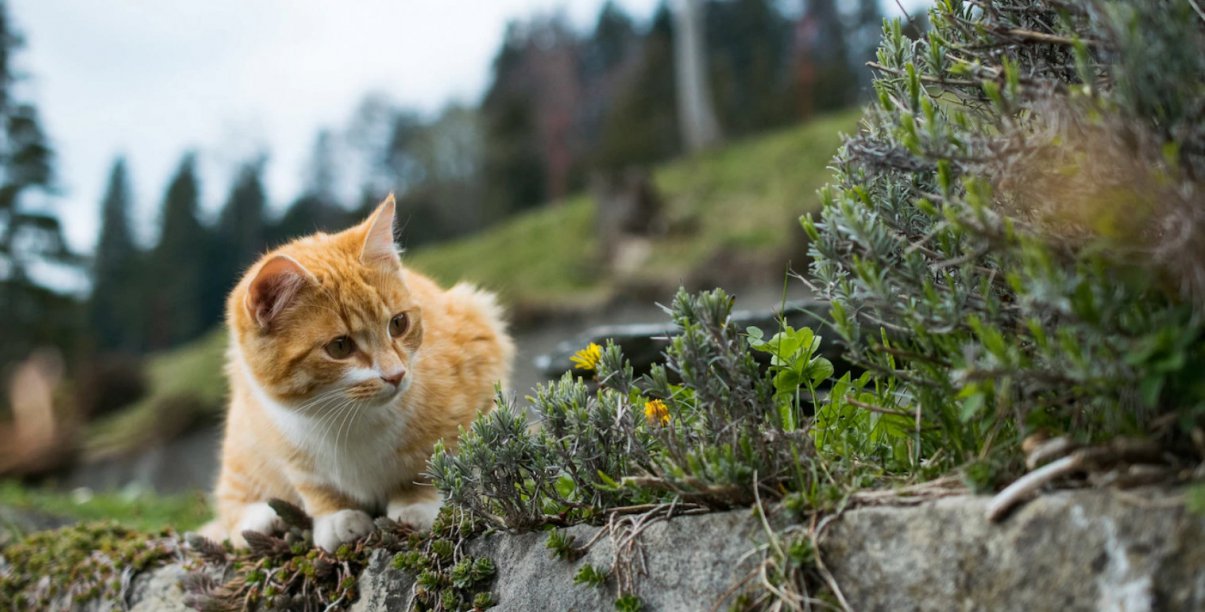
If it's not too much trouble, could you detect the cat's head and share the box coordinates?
[229,195,424,410]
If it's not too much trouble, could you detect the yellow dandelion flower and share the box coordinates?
[571,342,603,371]
[644,399,670,426]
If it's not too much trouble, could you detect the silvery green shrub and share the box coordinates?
[804,0,1205,476]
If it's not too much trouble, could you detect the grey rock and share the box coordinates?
[103,488,1205,611]
[127,564,195,612]
[72,557,218,612]
[466,509,763,612]
[821,488,1205,611]
[351,549,416,612]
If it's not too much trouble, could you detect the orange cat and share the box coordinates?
[204,196,513,551]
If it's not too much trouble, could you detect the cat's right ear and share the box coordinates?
[360,194,400,267]
[246,255,311,329]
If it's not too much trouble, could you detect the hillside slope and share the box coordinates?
[409,110,857,313]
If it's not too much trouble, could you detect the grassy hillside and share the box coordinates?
[81,110,860,458]
[410,110,857,311]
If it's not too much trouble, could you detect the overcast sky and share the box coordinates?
[11,0,920,255]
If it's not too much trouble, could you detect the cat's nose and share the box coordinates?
[380,368,406,387]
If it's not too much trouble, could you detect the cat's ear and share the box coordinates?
[360,194,400,267]
[246,254,311,329]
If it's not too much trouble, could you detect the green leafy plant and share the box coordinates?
[803,0,1205,477]
[573,564,609,588]
[430,288,838,531]
[545,528,582,561]
[614,594,643,612]
[747,324,834,430]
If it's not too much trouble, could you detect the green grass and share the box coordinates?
[410,110,858,309]
[0,480,211,533]
[641,112,855,280]
[84,111,859,458]
[408,196,608,310]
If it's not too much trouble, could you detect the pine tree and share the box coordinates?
[845,0,884,93]
[148,153,207,349]
[0,1,79,370]
[206,156,267,326]
[796,0,856,114]
[706,0,794,136]
[480,23,549,222]
[89,157,142,352]
[594,3,681,169]
[588,1,637,74]
[579,2,639,154]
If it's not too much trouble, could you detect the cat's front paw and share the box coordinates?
[387,496,441,530]
[313,509,374,552]
[233,502,285,546]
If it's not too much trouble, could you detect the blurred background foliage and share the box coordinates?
[0,0,895,506]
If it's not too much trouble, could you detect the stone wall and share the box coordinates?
[109,487,1203,611]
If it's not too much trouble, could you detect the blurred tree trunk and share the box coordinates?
[672,0,722,152]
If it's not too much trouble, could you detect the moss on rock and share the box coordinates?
[0,521,179,608]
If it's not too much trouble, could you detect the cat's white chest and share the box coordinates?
[235,348,412,507]
[266,399,412,507]
[312,410,410,504]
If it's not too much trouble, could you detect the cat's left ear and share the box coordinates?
[360,194,400,267]
[246,255,312,330]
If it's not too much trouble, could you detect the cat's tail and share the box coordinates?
[448,282,508,329]
[447,282,516,393]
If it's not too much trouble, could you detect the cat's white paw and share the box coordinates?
[313,509,374,552]
[387,496,441,530]
[236,502,284,542]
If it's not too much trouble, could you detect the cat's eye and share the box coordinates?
[325,336,356,359]
[389,313,409,338]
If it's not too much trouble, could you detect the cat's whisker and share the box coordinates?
[335,399,366,456]
[326,401,353,456]
[300,396,345,418]
[296,387,362,422]
[333,403,350,456]
[295,397,336,417]
[310,403,341,440]
[290,389,342,415]
[317,399,355,443]
[307,395,353,445]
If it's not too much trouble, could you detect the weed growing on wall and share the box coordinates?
[431,288,862,531]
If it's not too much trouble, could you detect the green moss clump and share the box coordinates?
[184,500,497,612]
[0,521,177,608]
